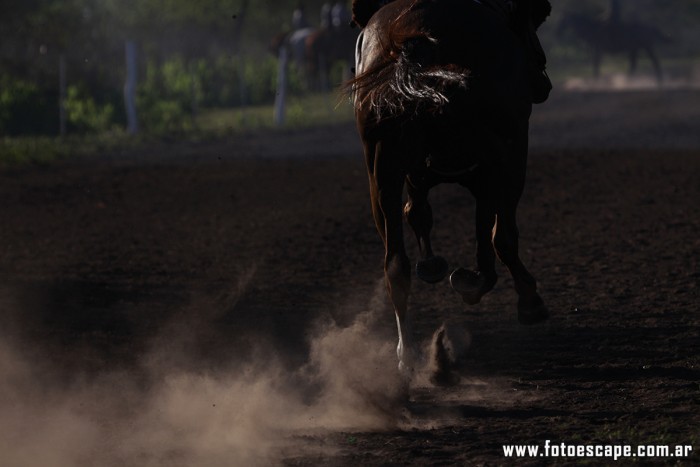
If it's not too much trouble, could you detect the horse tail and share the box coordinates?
[346,8,470,121]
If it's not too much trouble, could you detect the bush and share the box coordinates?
[137,58,195,133]
[0,76,55,135]
[64,85,115,133]
[1,52,314,137]
[197,54,301,108]
[136,53,299,133]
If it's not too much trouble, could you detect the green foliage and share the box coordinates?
[64,85,115,133]
[198,55,286,108]
[0,92,353,167]
[2,50,309,136]
[0,75,55,136]
[135,53,308,134]
[137,58,193,134]
[2,0,699,137]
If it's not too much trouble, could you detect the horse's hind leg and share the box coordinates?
[450,196,498,304]
[405,180,448,283]
[367,140,415,373]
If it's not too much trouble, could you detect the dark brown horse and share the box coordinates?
[349,0,548,373]
[557,11,670,84]
[269,27,319,90]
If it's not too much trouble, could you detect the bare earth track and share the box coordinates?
[0,90,698,465]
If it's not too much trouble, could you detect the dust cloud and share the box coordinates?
[0,278,406,467]
[0,266,537,466]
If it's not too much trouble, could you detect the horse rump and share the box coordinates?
[349,17,471,123]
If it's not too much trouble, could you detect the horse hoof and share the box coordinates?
[449,268,497,305]
[429,326,459,387]
[416,256,448,283]
[517,296,549,325]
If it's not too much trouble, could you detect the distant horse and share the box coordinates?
[306,25,360,91]
[269,27,319,90]
[350,0,548,374]
[557,12,669,83]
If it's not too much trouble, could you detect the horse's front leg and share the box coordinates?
[485,134,548,324]
[645,46,664,85]
[450,194,498,304]
[405,179,448,284]
[493,202,548,324]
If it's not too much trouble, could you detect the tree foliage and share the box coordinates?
[1,0,699,136]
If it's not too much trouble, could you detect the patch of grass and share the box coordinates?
[194,92,354,135]
[0,92,356,167]
[0,129,139,167]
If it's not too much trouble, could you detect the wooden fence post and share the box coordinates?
[59,54,66,136]
[274,46,288,126]
[124,40,138,135]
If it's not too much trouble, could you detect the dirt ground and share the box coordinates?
[0,89,698,466]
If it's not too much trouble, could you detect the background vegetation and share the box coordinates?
[1,0,699,140]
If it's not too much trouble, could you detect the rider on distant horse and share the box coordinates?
[351,0,552,103]
[292,3,311,30]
